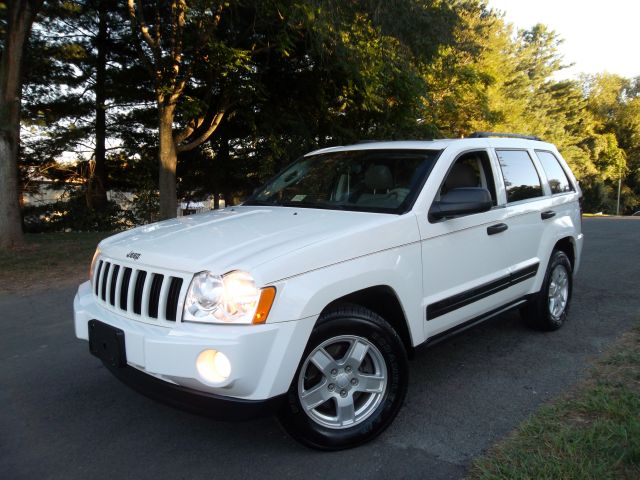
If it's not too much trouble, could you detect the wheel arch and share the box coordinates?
[553,236,576,270]
[321,285,415,358]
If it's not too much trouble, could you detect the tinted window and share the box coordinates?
[535,150,574,194]
[496,150,543,202]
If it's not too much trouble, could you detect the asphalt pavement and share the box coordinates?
[1,217,639,480]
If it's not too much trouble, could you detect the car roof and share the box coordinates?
[305,138,557,156]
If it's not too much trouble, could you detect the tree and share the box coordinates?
[583,74,640,212]
[0,0,43,248]
[22,1,142,212]
[127,0,233,219]
[126,0,449,219]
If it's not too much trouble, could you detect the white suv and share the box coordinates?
[74,133,584,450]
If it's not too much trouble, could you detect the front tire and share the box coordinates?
[278,304,408,450]
[521,250,572,331]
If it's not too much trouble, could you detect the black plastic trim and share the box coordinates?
[101,359,285,421]
[541,210,556,220]
[148,273,164,319]
[487,223,508,235]
[132,270,147,315]
[424,296,533,347]
[165,277,183,321]
[470,131,543,141]
[89,320,127,368]
[427,263,539,320]
[120,267,132,310]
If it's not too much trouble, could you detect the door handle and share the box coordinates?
[487,223,508,235]
[541,210,556,220]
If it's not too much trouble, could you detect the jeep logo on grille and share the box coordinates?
[126,251,142,260]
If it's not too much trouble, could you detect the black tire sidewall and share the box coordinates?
[525,250,573,330]
[278,307,408,450]
[545,251,572,328]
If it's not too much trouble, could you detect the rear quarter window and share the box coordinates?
[496,150,543,202]
[535,150,574,194]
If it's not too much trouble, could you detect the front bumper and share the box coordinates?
[74,281,317,402]
[103,361,286,420]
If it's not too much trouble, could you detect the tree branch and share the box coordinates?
[176,111,224,152]
[127,0,161,70]
[174,115,206,145]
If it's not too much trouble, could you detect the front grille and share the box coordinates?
[132,270,147,315]
[93,258,186,323]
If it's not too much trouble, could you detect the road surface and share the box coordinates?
[1,217,638,479]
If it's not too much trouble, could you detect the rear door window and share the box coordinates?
[496,150,543,202]
[535,150,574,194]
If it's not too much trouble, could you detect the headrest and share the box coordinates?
[444,163,477,191]
[364,165,393,190]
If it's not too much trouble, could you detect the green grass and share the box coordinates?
[469,325,640,479]
[0,232,111,294]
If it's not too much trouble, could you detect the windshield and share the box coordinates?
[245,149,441,214]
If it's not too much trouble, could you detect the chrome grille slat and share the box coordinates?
[91,257,186,324]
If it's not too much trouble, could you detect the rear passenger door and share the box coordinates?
[492,149,548,299]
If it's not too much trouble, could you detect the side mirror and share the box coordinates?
[429,187,492,221]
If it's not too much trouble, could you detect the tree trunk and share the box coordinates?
[0,138,23,248]
[0,0,41,249]
[88,0,109,210]
[214,128,230,210]
[158,103,178,219]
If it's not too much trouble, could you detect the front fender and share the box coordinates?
[266,241,425,346]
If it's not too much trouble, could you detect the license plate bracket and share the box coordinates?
[88,320,127,368]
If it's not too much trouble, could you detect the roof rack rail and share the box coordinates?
[469,131,543,141]
[354,139,434,144]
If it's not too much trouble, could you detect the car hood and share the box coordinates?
[99,206,420,284]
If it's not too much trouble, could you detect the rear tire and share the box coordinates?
[278,304,408,450]
[521,250,572,331]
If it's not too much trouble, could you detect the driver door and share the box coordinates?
[418,149,517,338]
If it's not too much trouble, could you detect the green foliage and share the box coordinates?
[13,0,640,226]
[130,189,160,225]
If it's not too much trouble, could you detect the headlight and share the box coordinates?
[183,270,276,324]
[190,272,224,311]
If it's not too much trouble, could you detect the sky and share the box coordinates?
[488,0,640,80]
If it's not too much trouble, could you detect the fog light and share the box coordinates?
[196,349,231,383]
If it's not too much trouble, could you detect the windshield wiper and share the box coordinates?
[243,200,277,206]
[279,201,346,210]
